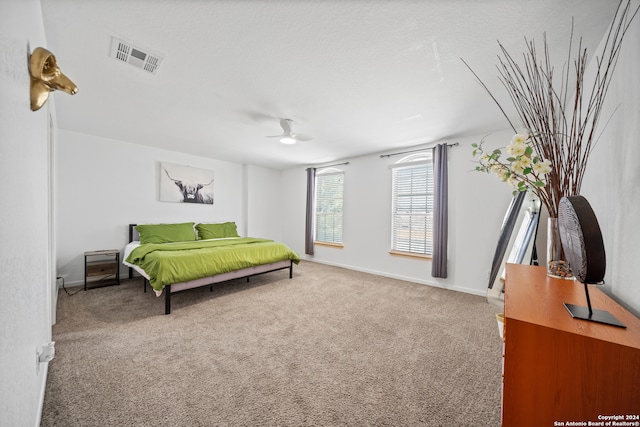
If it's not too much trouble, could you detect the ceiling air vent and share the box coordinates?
[109,37,163,75]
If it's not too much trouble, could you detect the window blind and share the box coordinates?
[315,171,344,244]
[391,160,434,255]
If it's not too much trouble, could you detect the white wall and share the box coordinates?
[281,131,514,296]
[56,130,246,284]
[581,5,640,315]
[0,1,54,425]
[245,164,283,241]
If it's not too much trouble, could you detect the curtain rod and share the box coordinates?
[379,142,459,158]
[311,161,350,169]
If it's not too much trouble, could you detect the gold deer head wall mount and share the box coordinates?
[29,47,78,111]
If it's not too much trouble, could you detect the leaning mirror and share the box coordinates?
[487,192,541,307]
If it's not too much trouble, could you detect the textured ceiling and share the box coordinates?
[41,0,617,170]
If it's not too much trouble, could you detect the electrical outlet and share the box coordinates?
[36,342,55,374]
[56,275,68,288]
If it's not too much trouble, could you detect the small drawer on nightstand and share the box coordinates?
[86,261,118,276]
[84,249,120,290]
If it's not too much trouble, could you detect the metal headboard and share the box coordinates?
[127,224,138,280]
[128,224,139,243]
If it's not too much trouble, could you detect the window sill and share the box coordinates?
[314,241,344,248]
[389,250,432,260]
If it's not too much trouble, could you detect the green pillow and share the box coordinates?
[135,222,196,244]
[196,222,239,239]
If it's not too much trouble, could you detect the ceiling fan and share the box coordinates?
[267,118,313,144]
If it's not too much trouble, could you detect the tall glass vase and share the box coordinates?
[546,217,572,279]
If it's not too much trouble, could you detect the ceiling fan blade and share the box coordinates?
[293,133,312,141]
[267,118,312,142]
[280,118,293,135]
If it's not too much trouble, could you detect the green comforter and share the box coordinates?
[126,238,300,292]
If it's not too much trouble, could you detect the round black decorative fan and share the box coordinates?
[557,196,624,328]
[558,195,606,284]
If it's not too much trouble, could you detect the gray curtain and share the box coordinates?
[305,167,316,255]
[431,144,448,278]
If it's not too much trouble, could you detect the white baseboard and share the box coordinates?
[57,280,83,288]
[300,256,486,297]
[35,362,49,427]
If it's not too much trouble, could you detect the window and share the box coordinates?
[315,168,344,244]
[391,153,434,256]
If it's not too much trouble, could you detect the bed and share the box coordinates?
[123,222,300,314]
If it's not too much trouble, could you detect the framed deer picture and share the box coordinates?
[159,162,214,204]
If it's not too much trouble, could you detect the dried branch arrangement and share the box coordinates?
[465,0,639,217]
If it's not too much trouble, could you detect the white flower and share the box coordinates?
[473,133,552,200]
[512,133,529,144]
[532,159,552,175]
[490,164,509,181]
[511,156,531,174]
[506,141,526,157]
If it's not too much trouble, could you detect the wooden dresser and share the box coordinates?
[502,264,640,426]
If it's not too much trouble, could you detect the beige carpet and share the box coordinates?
[41,261,502,426]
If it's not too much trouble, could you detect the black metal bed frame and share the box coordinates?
[127,224,294,314]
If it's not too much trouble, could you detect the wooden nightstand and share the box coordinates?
[84,249,120,290]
